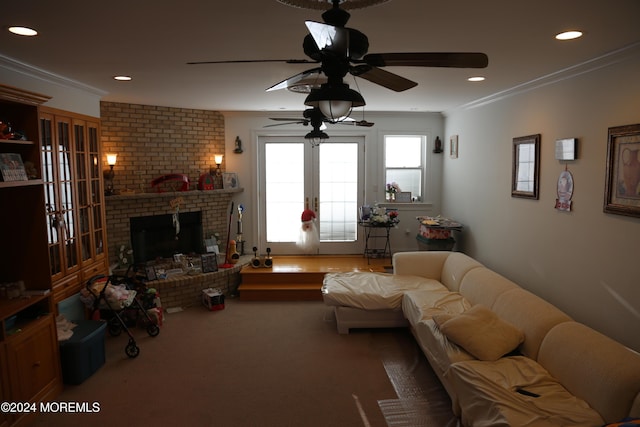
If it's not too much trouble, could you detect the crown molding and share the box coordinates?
[453,41,640,113]
[0,53,107,98]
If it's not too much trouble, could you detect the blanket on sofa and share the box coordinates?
[322,272,445,310]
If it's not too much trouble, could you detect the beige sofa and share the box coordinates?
[322,251,640,426]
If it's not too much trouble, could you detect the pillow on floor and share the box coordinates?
[434,304,524,361]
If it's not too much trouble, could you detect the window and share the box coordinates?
[384,135,426,201]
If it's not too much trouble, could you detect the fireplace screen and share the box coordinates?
[130,211,204,263]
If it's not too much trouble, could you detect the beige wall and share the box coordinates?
[443,45,640,352]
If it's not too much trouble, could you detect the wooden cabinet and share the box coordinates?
[39,107,108,303]
[0,85,63,427]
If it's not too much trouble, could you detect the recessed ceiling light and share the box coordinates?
[8,26,38,37]
[113,76,132,81]
[556,31,583,41]
[468,76,485,82]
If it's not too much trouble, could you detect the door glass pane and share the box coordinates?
[265,143,304,242]
[318,143,358,242]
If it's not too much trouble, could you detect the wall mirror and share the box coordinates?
[512,134,541,199]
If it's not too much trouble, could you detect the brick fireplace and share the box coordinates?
[100,101,248,308]
[104,190,246,308]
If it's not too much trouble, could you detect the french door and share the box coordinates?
[258,135,365,255]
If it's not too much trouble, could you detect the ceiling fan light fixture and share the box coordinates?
[304,83,365,121]
[305,128,329,147]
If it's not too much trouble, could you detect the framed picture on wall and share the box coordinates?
[450,135,459,159]
[511,134,541,199]
[223,172,239,190]
[604,123,640,217]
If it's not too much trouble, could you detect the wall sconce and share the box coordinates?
[210,154,224,176]
[104,153,117,196]
[210,154,224,189]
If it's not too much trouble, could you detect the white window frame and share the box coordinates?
[383,134,427,202]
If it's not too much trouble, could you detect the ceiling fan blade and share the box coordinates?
[334,119,375,127]
[269,118,308,121]
[351,65,417,92]
[305,21,349,55]
[362,52,489,68]
[266,68,324,92]
[264,120,308,128]
[186,59,316,65]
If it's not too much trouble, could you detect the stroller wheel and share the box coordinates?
[147,324,160,337]
[125,340,140,358]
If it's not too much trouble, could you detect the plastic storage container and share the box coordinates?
[59,320,107,385]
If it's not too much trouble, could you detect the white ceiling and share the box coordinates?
[2,0,640,114]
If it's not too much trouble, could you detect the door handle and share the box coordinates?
[314,197,318,213]
[305,197,309,210]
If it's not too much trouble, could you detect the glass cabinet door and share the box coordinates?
[73,119,105,264]
[88,122,105,259]
[40,113,62,279]
[40,113,80,280]
[56,116,79,274]
[74,120,91,263]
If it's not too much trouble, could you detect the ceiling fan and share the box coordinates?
[187,0,488,117]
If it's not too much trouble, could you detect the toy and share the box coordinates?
[297,208,319,254]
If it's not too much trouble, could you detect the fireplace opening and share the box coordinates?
[130,211,204,263]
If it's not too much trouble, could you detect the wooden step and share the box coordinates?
[238,284,322,301]
[238,255,390,301]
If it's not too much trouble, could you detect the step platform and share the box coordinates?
[238,255,390,301]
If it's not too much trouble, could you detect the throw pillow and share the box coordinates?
[437,304,525,361]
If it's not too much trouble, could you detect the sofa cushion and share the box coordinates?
[446,356,604,427]
[458,267,519,308]
[491,288,572,360]
[538,322,640,424]
[440,252,484,292]
[401,289,470,326]
[434,304,524,361]
[392,250,451,280]
[322,272,446,310]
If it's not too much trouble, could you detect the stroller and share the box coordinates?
[83,266,160,358]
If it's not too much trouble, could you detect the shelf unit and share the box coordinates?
[0,85,62,427]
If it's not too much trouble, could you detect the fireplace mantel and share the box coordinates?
[105,187,243,202]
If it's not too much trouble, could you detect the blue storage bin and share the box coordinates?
[59,320,107,385]
[58,293,107,385]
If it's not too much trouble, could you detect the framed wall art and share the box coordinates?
[604,123,640,217]
[223,172,239,190]
[450,135,459,159]
[395,191,412,203]
[511,134,541,199]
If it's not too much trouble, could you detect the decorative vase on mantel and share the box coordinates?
[386,192,396,202]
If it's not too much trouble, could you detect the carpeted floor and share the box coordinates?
[32,299,456,427]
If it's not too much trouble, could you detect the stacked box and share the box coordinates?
[202,288,225,311]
